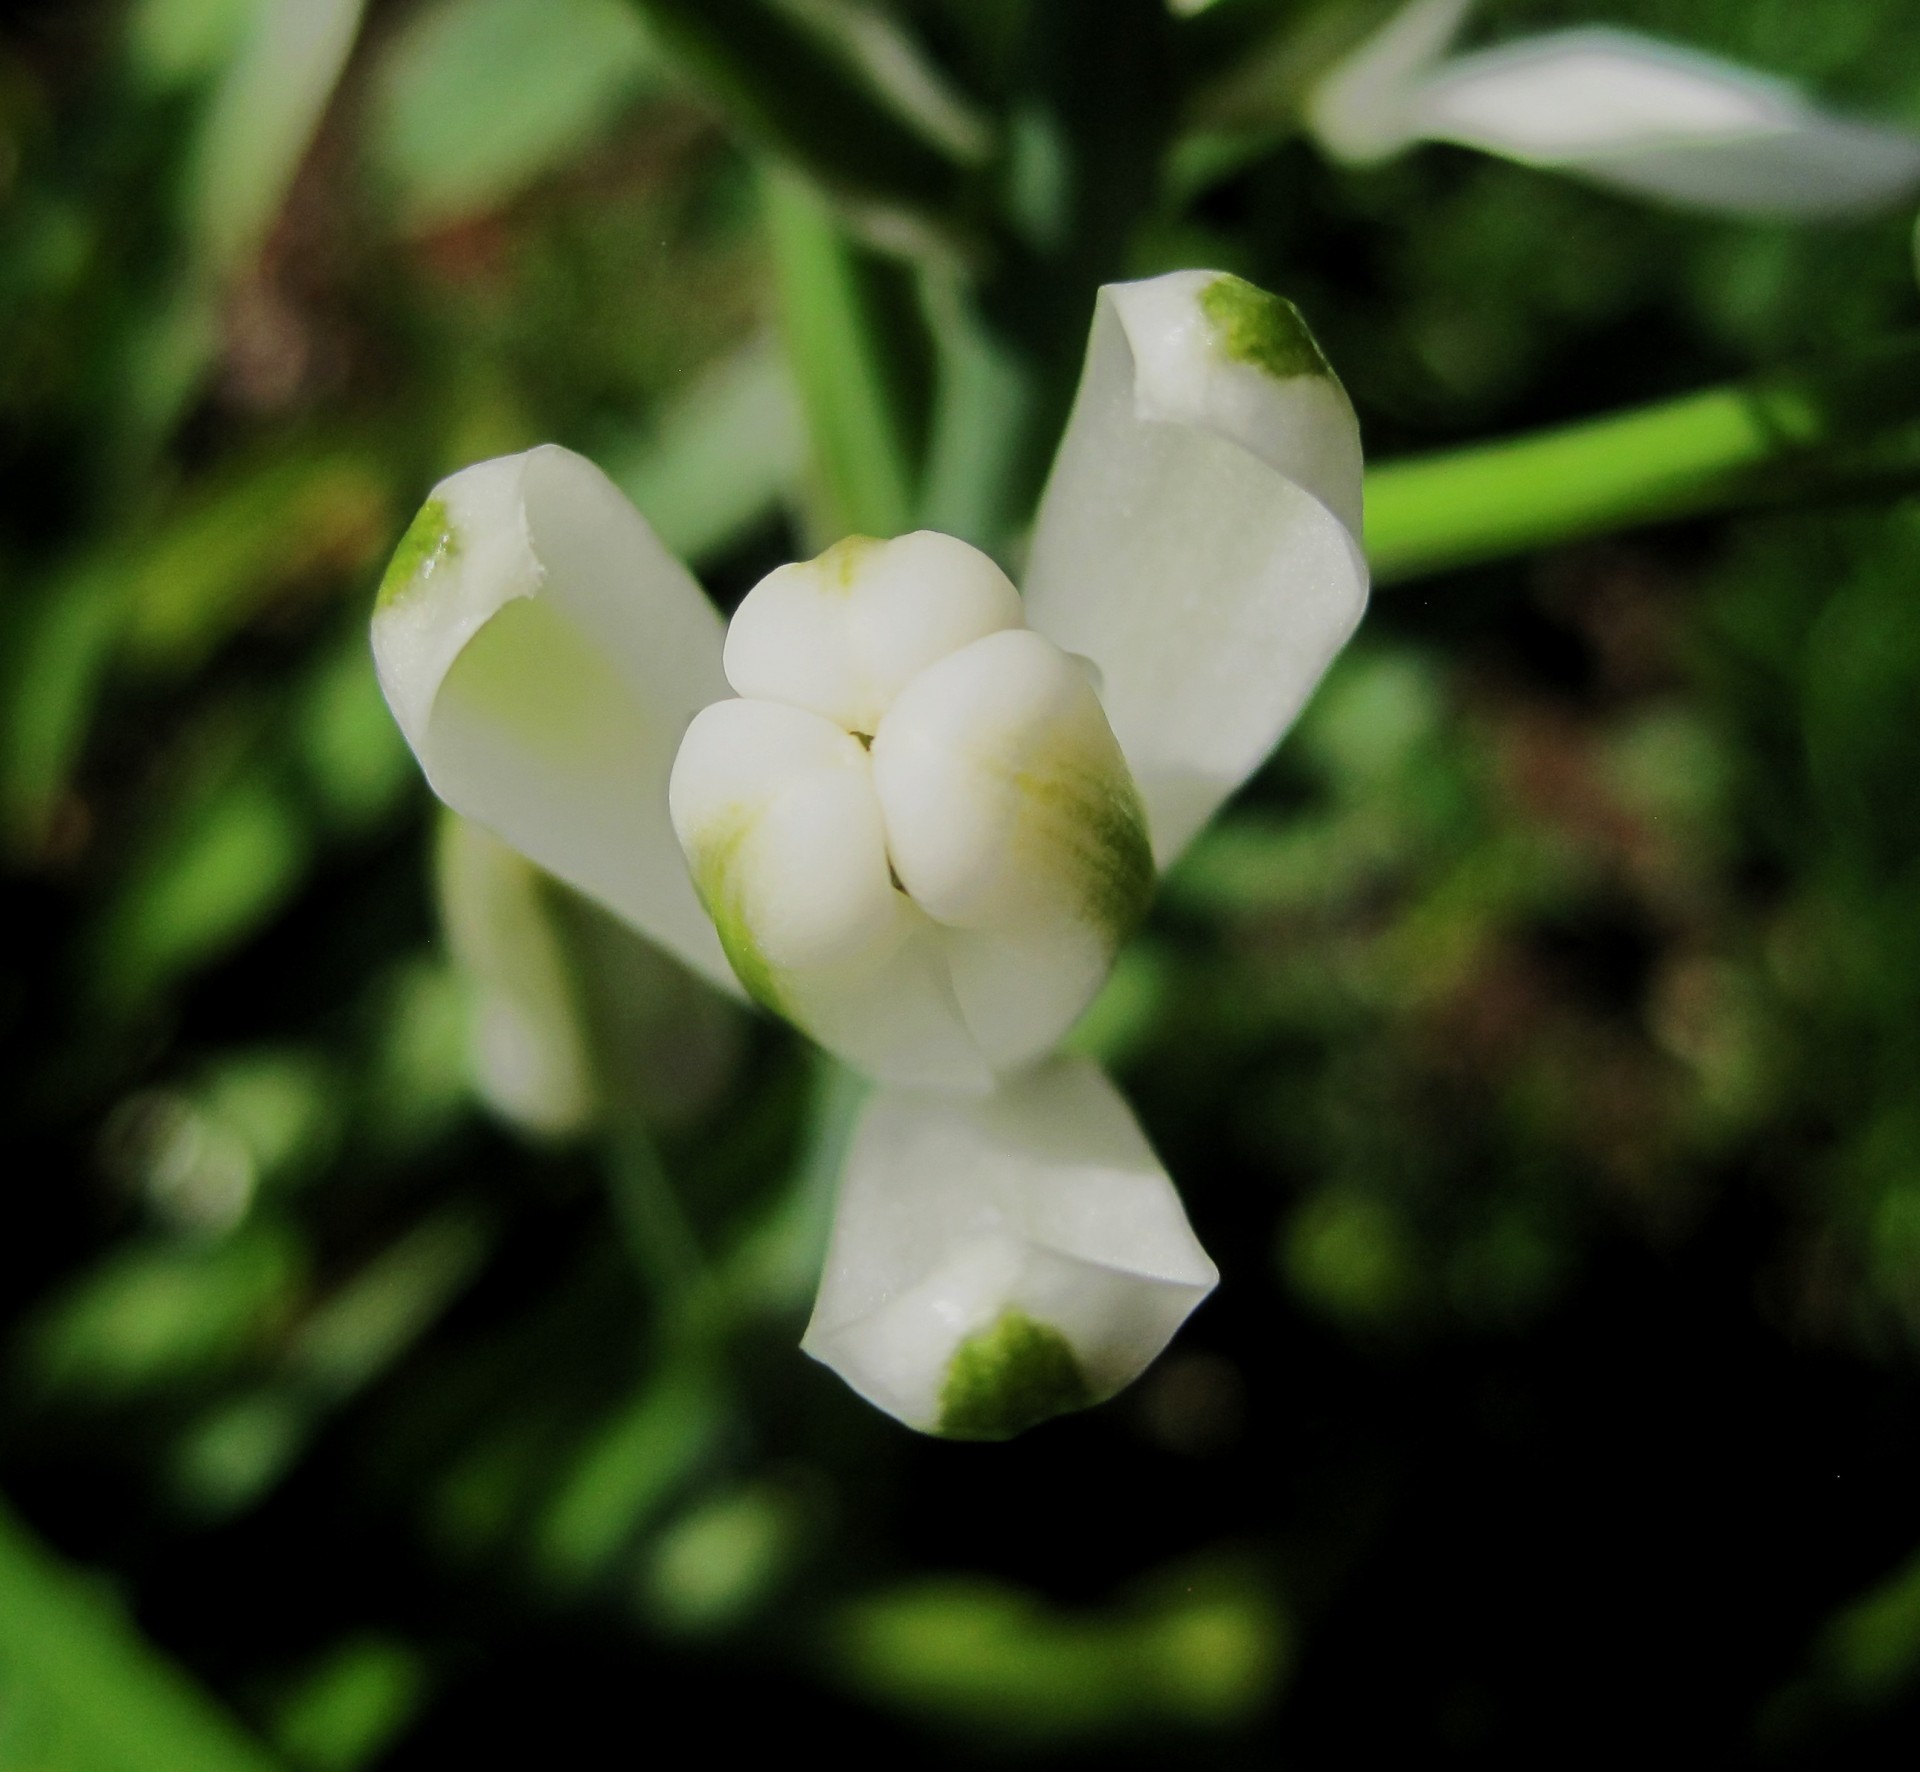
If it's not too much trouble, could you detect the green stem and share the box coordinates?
[603,1121,712,1328]
[1365,335,1920,584]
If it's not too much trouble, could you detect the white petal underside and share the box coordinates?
[1023,273,1368,868]
[372,445,735,992]
[802,1057,1217,1433]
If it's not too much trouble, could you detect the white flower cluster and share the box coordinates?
[372,269,1367,1437]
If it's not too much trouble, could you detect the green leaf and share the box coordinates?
[763,167,919,539]
[0,1497,286,1772]
[184,0,368,277]
[833,1567,1286,1740]
[266,1637,426,1772]
[369,0,662,231]
[631,0,964,218]
[599,338,803,565]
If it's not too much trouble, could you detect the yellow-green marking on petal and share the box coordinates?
[937,1309,1094,1440]
[1199,275,1332,383]
[687,811,787,1015]
[815,533,883,591]
[376,497,457,611]
[1011,748,1154,947]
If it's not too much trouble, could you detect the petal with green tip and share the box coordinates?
[371,445,734,992]
[1023,270,1367,868]
[802,1058,1217,1437]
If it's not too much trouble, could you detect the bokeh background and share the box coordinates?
[6,0,1920,1762]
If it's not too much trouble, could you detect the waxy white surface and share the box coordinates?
[802,1058,1218,1432]
[723,530,1022,734]
[372,445,734,991]
[1023,272,1368,867]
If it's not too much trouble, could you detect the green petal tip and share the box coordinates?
[936,1310,1094,1441]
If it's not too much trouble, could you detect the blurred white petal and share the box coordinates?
[1023,270,1367,868]
[436,813,594,1136]
[371,444,734,992]
[803,1057,1217,1438]
[723,531,1022,735]
[1305,0,1475,162]
[1426,34,1920,215]
[1312,6,1920,217]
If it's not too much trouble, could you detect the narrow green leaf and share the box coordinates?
[630,0,964,218]
[601,338,804,564]
[763,167,918,539]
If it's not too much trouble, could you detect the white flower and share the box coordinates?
[1308,0,1920,218]
[371,268,1367,1437]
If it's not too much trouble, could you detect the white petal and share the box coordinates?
[871,630,1148,930]
[436,813,594,1136]
[870,628,1151,1072]
[1023,271,1368,868]
[802,1058,1217,1437]
[668,697,992,1093]
[1315,12,1920,217]
[372,445,735,990]
[669,698,896,972]
[1305,0,1476,163]
[723,531,1023,735]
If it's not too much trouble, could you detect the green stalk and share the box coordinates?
[763,167,919,542]
[1365,336,1920,584]
[604,1121,713,1330]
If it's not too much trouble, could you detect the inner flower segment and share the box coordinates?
[667,531,1153,1092]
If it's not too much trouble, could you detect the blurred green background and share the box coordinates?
[5,0,1920,1762]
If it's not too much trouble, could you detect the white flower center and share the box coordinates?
[666,531,1153,1087]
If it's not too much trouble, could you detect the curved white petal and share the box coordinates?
[872,630,1149,932]
[437,813,594,1136]
[669,698,897,973]
[802,1057,1217,1438]
[1311,8,1920,217]
[371,445,734,991]
[723,531,1022,735]
[669,697,993,1094]
[1418,35,1920,216]
[1023,270,1368,868]
[871,628,1151,1073]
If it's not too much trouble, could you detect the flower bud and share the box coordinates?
[669,533,1153,1090]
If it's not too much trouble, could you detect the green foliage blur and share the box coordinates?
[4,0,1920,1763]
